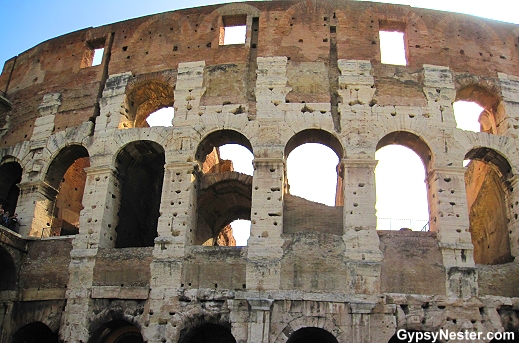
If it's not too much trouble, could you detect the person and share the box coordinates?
[9,213,19,232]
[3,211,10,227]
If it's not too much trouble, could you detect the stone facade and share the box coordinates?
[0,1,518,342]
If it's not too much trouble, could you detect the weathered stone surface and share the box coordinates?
[0,1,519,343]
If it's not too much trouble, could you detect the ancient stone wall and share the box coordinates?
[0,1,519,342]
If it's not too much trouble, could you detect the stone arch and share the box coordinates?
[464,146,514,265]
[113,140,165,248]
[356,3,429,35]
[125,77,175,128]
[455,78,505,135]
[285,128,343,159]
[88,319,143,343]
[376,131,433,171]
[195,129,253,167]
[194,129,253,246]
[0,157,22,217]
[41,144,90,237]
[178,321,236,343]
[436,14,503,51]
[286,327,339,343]
[284,128,344,206]
[196,172,252,246]
[12,322,59,343]
[273,316,343,343]
[375,131,432,230]
[0,245,17,290]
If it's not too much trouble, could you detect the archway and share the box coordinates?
[284,129,343,206]
[0,246,16,290]
[12,322,58,343]
[455,85,503,135]
[195,130,253,246]
[0,160,22,225]
[125,79,174,128]
[89,320,143,343]
[114,141,165,248]
[464,147,513,264]
[286,327,339,343]
[375,132,432,231]
[44,145,90,236]
[179,323,237,343]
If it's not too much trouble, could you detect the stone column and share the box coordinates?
[507,176,519,260]
[173,61,206,126]
[96,72,132,131]
[144,162,198,343]
[427,166,476,297]
[342,159,383,294]
[31,93,61,144]
[60,165,121,342]
[350,302,376,343]
[246,158,284,291]
[422,65,457,126]
[16,181,56,237]
[247,299,274,343]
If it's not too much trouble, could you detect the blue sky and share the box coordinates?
[1,0,518,69]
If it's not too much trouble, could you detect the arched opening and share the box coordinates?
[455,85,503,135]
[115,141,165,248]
[13,322,59,343]
[376,132,431,231]
[284,129,343,206]
[89,320,143,343]
[0,160,22,227]
[195,130,253,247]
[0,246,16,290]
[146,107,174,127]
[44,145,90,237]
[286,327,339,343]
[179,323,236,343]
[464,147,513,265]
[124,80,174,128]
[219,144,253,246]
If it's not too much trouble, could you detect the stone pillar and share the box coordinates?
[504,176,519,260]
[342,159,383,294]
[246,158,284,291]
[350,303,376,343]
[247,299,274,343]
[422,65,457,126]
[16,181,56,237]
[427,166,476,297]
[497,72,519,138]
[96,72,132,131]
[144,162,198,343]
[60,165,121,342]
[173,61,206,126]
[60,248,97,343]
[31,93,61,144]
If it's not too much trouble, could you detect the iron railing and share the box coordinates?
[377,218,430,231]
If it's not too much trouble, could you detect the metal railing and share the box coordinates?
[377,218,429,231]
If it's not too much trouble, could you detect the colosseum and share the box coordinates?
[0,0,518,342]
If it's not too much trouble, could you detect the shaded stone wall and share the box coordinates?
[0,1,518,343]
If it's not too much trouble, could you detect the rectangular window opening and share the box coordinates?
[379,21,407,66]
[220,15,247,45]
[81,39,105,68]
[92,48,104,66]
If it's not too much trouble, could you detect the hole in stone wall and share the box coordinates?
[375,145,429,231]
[453,101,484,132]
[220,15,247,45]
[146,107,174,127]
[379,31,407,65]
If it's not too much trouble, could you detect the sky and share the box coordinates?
[1,0,512,244]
